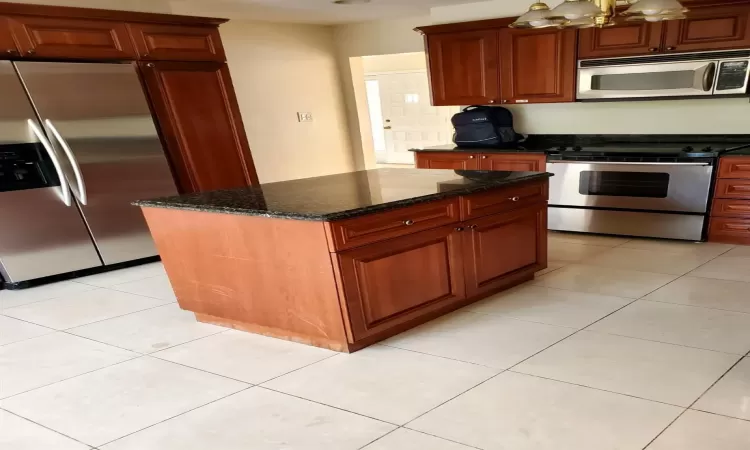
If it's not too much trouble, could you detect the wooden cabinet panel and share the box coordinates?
[338,224,466,341]
[7,16,136,59]
[425,30,499,106]
[139,61,258,193]
[709,216,750,244]
[480,153,546,171]
[719,156,750,179]
[414,151,481,170]
[462,180,548,220]
[578,23,663,59]
[129,23,226,61]
[0,17,19,58]
[327,198,461,251]
[712,199,750,218]
[664,5,750,52]
[499,28,576,104]
[463,203,546,297]
[716,179,750,199]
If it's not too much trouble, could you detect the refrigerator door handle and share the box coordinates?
[27,119,72,207]
[45,119,88,205]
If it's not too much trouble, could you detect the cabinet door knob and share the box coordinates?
[468,224,477,229]
[455,227,464,232]
[403,220,414,226]
[502,100,508,103]
[481,155,487,159]
[487,99,495,104]
[468,155,475,159]
[509,196,520,202]
[146,63,155,68]
[5,49,14,54]
[666,46,676,51]
[649,47,658,52]
[26,49,35,55]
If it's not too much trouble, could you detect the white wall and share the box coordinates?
[14,0,172,13]
[221,21,354,183]
[362,52,427,74]
[430,0,559,24]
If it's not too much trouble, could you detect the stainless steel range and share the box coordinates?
[547,142,749,241]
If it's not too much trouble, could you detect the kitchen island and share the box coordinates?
[136,168,551,352]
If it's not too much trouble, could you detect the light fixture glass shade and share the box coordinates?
[550,0,601,20]
[510,2,562,28]
[624,0,687,16]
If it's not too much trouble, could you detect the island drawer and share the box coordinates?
[327,198,461,251]
[712,199,750,218]
[461,180,548,220]
[719,157,750,179]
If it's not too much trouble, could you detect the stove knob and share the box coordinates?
[573,146,582,152]
[703,146,713,152]
[683,146,694,153]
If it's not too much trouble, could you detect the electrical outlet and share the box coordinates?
[297,112,313,122]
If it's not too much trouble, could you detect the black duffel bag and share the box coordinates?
[452,105,520,148]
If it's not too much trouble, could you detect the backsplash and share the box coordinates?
[506,98,750,135]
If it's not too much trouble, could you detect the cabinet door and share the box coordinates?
[7,16,136,59]
[139,61,259,193]
[499,28,576,104]
[480,153,546,171]
[338,224,466,341]
[463,203,547,298]
[414,151,481,170]
[0,17,19,58]
[578,23,663,59]
[129,23,226,62]
[664,5,750,52]
[425,30,500,106]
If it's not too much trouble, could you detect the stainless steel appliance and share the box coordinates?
[0,61,178,285]
[577,49,750,100]
[547,143,747,240]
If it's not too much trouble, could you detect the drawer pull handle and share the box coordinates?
[481,155,487,159]
[403,220,414,226]
[455,227,464,232]
[468,155,475,159]
[468,224,477,229]
[509,196,520,202]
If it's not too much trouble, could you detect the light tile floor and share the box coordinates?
[1,237,750,449]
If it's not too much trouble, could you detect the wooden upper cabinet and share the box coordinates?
[337,224,466,341]
[129,23,226,61]
[139,61,258,193]
[425,30,500,106]
[663,5,750,52]
[578,22,663,59]
[499,28,576,103]
[0,17,19,58]
[7,16,136,59]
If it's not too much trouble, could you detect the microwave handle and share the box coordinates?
[702,62,717,92]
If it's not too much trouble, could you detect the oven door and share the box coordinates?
[577,60,718,99]
[548,161,713,213]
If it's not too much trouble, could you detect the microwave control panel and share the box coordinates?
[716,61,749,91]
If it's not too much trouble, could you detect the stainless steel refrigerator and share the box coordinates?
[0,61,178,285]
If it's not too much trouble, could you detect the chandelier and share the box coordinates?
[509,0,688,29]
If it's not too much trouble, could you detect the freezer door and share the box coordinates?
[14,62,179,265]
[0,61,102,283]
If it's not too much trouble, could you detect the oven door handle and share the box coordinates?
[547,161,711,166]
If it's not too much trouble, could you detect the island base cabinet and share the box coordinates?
[463,203,547,298]
[337,224,466,342]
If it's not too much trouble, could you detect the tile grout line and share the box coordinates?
[577,328,747,356]
[95,385,255,448]
[639,354,748,450]
[0,407,95,449]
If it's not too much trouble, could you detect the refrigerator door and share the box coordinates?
[0,61,102,283]
[15,62,179,265]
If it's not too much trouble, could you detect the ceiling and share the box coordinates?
[167,0,489,24]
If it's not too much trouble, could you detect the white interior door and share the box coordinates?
[368,71,458,164]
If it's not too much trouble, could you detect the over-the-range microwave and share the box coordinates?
[577,49,750,100]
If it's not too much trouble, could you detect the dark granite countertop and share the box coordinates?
[135,168,552,221]
[724,147,750,156]
[410,144,549,154]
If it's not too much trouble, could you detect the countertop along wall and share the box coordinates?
[220,21,355,183]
